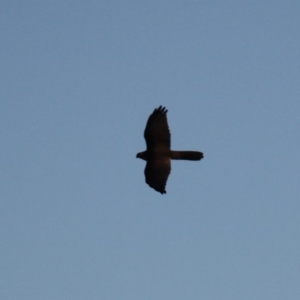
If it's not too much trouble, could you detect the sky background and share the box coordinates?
[1,1,300,299]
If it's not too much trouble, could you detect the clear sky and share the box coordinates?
[1,1,300,299]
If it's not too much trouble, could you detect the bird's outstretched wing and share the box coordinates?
[144,106,170,150]
[144,157,171,194]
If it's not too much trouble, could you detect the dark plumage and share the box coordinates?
[136,106,203,194]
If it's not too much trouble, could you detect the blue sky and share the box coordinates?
[1,1,300,299]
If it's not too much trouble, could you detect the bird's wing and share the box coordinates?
[144,157,171,194]
[143,106,170,150]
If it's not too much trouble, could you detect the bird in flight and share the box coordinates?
[136,106,203,194]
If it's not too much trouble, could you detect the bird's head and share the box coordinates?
[136,151,148,161]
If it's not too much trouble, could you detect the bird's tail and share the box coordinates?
[171,151,203,161]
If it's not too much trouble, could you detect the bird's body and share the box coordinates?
[136,106,203,194]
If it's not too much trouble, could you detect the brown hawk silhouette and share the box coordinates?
[136,106,203,194]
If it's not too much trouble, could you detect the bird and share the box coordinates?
[136,106,203,194]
